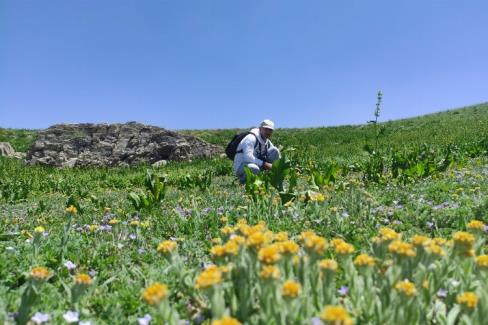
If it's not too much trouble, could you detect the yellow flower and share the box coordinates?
[299,230,316,241]
[379,227,400,241]
[34,226,45,234]
[74,273,92,285]
[388,241,416,257]
[220,216,228,223]
[457,292,478,309]
[103,207,111,215]
[319,259,338,272]
[432,237,447,246]
[220,226,235,236]
[453,232,475,256]
[66,205,77,214]
[452,231,475,245]
[258,244,282,264]
[330,238,346,247]
[88,224,99,232]
[309,192,326,202]
[246,232,269,249]
[282,280,301,299]
[395,280,417,297]
[476,255,488,268]
[210,245,226,258]
[157,240,177,255]
[280,240,299,255]
[228,235,245,246]
[354,254,375,267]
[108,218,119,225]
[140,221,151,228]
[410,235,430,246]
[335,242,355,255]
[303,235,328,255]
[211,316,242,325]
[195,265,223,289]
[30,267,51,281]
[142,283,168,305]
[219,264,233,274]
[259,265,281,280]
[424,243,445,257]
[274,231,289,242]
[130,220,140,226]
[319,305,353,325]
[223,240,240,256]
[467,220,485,231]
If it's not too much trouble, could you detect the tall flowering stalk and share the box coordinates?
[59,205,77,262]
[17,267,52,325]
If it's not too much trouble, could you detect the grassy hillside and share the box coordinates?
[184,102,488,162]
[2,103,487,158]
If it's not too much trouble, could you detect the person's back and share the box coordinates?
[233,119,281,184]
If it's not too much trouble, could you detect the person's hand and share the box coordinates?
[262,162,273,170]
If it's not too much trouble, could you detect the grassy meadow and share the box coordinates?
[1,103,488,324]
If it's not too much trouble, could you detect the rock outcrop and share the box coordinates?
[0,142,26,159]
[26,122,222,167]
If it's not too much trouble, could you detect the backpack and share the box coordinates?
[225,132,258,160]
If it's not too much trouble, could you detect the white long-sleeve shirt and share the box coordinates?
[232,128,276,173]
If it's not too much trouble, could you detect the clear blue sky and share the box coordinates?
[1,0,487,130]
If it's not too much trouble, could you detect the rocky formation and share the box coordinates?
[26,122,222,167]
[0,142,26,159]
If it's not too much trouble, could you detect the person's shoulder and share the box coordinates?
[243,133,257,142]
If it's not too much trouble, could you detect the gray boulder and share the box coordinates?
[0,142,26,159]
[26,122,223,167]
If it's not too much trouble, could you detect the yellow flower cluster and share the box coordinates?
[246,232,271,249]
[157,240,177,255]
[74,273,93,285]
[195,265,223,289]
[211,316,242,325]
[378,227,401,242]
[30,267,51,281]
[308,192,326,202]
[335,242,355,255]
[65,205,77,214]
[282,280,301,299]
[274,232,289,242]
[279,240,299,255]
[354,254,375,267]
[457,292,478,309]
[319,305,353,325]
[34,226,45,234]
[142,282,168,305]
[467,219,485,231]
[452,231,475,245]
[388,241,416,257]
[452,231,475,256]
[259,265,281,280]
[424,242,445,257]
[258,244,282,264]
[319,259,338,272]
[301,232,328,255]
[410,235,429,246]
[108,218,120,225]
[395,280,417,297]
[476,255,488,268]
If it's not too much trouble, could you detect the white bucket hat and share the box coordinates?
[259,119,275,130]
